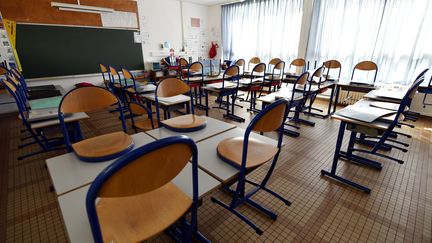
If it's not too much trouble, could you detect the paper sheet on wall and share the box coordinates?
[101,11,138,29]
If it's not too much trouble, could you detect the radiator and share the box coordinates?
[338,90,364,105]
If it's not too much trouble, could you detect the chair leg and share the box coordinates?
[210,197,264,235]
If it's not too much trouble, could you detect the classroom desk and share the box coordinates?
[46,132,155,196]
[321,103,395,193]
[187,74,225,84]
[332,80,376,113]
[146,116,236,143]
[363,88,406,103]
[56,160,220,243]
[141,93,191,119]
[202,84,245,122]
[30,112,88,130]
[196,127,279,183]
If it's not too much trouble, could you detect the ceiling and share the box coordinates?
[183,0,243,6]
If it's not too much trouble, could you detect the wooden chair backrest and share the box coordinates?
[156,78,190,97]
[249,57,261,65]
[179,58,189,67]
[252,101,287,132]
[2,77,16,93]
[60,86,118,113]
[0,66,8,75]
[253,63,266,73]
[109,66,119,76]
[235,59,245,67]
[354,61,377,71]
[269,58,282,66]
[98,143,192,197]
[122,68,133,79]
[189,62,202,72]
[312,66,324,78]
[323,60,341,69]
[99,64,108,73]
[225,65,239,77]
[297,72,309,85]
[274,61,284,70]
[291,58,306,67]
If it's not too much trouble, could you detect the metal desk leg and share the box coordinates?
[327,84,336,115]
[321,121,371,193]
[205,90,209,116]
[333,85,340,113]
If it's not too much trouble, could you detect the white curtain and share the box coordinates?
[306,0,432,85]
[222,0,304,64]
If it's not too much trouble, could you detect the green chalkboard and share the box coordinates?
[16,24,144,79]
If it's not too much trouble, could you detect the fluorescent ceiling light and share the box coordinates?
[51,2,114,13]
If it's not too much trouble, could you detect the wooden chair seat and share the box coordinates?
[96,182,192,242]
[217,136,278,168]
[72,131,134,161]
[126,87,136,94]
[132,118,159,131]
[161,114,207,132]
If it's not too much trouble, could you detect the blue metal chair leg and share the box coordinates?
[210,197,264,235]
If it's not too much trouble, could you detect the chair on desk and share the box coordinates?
[86,136,209,243]
[283,58,307,85]
[301,66,326,118]
[155,78,207,132]
[204,65,245,122]
[212,99,291,235]
[263,59,285,93]
[128,101,159,132]
[245,57,261,74]
[121,68,142,102]
[184,62,205,109]
[58,86,133,162]
[354,73,426,164]
[323,60,341,80]
[99,64,112,91]
[344,61,378,104]
[2,78,65,160]
[234,59,246,75]
[239,62,266,112]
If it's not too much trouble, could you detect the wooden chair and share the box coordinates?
[263,59,285,93]
[99,64,111,91]
[179,57,190,77]
[211,99,291,235]
[283,58,307,85]
[345,60,378,104]
[121,68,141,102]
[323,59,341,80]
[239,62,266,112]
[302,66,326,118]
[234,59,245,75]
[2,77,65,160]
[204,65,245,122]
[128,101,158,132]
[351,61,378,83]
[247,56,261,72]
[58,86,133,162]
[86,136,209,242]
[185,62,206,109]
[155,78,206,132]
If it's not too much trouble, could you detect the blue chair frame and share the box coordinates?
[185,61,206,109]
[58,86,129,162]
[2,78,65,160]
[211,99,291,235]
[86,136,209,242]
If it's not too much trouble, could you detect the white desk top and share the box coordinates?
[141,93,190,106]
[58,162,220,243]
[196,127,279,182]
[30,112,89,129]
[46,133,155,196]
[364,88,406,102]
[146,116,236,143]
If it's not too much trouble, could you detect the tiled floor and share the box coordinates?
[0,97,431,242]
